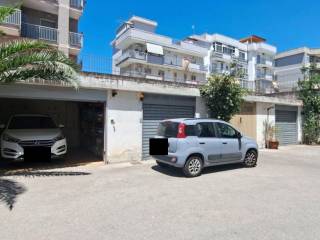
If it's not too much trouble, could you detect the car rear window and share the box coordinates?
[8,116,57,129]
[157,121,179,138]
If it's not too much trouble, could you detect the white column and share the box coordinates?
[58,0,70,55]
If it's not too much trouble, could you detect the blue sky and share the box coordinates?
[79,0,320,59]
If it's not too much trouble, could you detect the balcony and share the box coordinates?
[255,79,275,94]
[21,23,58,43]
[114,28,207,56]
[70,0,84,9]
[256,73,273,81]
[69,32,83,48]
[116,50,207,73]
[0,8,21,36]
[1,8,21,26]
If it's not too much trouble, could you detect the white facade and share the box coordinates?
[111,16,208,84]
[187,34,277,94]
[275,47,320,92]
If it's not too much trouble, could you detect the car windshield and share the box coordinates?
[8,116,57,129]
[157,121,179,138]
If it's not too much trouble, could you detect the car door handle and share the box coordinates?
[222,142,228,144]
[199,142,205,144]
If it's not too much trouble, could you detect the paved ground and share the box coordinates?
[1,145,320,240]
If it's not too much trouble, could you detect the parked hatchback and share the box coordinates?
[153,118,258,177]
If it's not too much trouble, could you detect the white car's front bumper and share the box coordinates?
[1,139,67,160]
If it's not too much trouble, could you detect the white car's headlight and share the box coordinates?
[54,133,65,142]
[2,133,20,143]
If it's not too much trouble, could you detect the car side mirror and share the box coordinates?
[0,124,5,129]
[59,124,65,128]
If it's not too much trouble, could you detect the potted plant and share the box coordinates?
[264,120,279,149]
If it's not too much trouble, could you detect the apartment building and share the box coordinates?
[187,34,277,94]
[111,16,208,84]
[0,0,84,59]
[274,47,320,92]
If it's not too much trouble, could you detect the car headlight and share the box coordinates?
[2,133,20,143]
[54,133,65,142]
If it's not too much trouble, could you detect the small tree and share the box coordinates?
[200,74,247,122]
[298,64,320,144]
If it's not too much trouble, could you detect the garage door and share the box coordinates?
[142,94,195,159]
[275,106,298,145]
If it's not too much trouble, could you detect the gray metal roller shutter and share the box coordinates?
[275,109,298,145]
[142,104,195,159]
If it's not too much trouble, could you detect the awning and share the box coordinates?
[146,43,164,55]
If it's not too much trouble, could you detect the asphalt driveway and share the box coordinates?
[1,145,320,240]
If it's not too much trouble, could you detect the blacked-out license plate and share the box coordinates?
[149,138,168,155]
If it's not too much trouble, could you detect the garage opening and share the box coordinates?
[142,94,196,159]
[0,98,105,167]
[275,105,298,145]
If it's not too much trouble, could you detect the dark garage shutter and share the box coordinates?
[275,107,298,145]
[142,96,195,159]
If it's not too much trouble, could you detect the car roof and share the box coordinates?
[161,118,227,124]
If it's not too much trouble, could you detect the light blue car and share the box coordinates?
[153,118,259,177]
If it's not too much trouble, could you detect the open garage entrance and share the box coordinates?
[0,85,107,169]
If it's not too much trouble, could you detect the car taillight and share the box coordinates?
[177,123,186,138]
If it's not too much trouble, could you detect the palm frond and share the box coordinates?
[0,40,80,88]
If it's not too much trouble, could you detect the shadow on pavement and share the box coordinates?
[151,163,244,177]
[0,171,90,210]
[0,179,26,211]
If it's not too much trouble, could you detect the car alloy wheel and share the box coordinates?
[244,150,257,167]
[188,158,202,175]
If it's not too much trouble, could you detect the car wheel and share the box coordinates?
[183,155,203,177]
[156,160,168,168]
[243,150,258,167]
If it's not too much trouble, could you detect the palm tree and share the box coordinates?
[0,5,80,87]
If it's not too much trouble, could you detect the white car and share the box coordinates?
[0,114,67,161]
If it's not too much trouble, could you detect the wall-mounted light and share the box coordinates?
[138,92,144,101]
[112,90,118,97]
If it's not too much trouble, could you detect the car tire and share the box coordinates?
[183,155,203,177]
[156,160,168,168]
[243,149,258,168]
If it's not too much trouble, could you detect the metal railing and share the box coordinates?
[69,32,83,48]
[1,8,21,26]
[70,0,83,9]
[21,23,58,43]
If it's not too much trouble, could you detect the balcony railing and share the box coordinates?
[1,8,21,26]
[21,23,58,43]
[70,0,83,9]
[69,32,83,48]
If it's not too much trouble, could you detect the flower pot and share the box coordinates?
[268,140,279,149]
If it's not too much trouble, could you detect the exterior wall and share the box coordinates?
[256,102,276,148]
[230,102,257,140]
[195,97,208,118]
[106,90,143,163]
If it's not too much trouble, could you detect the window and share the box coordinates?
[40,19,56,28]
[158,70,164,77]
[196,122,216,138]
[215,123,238,138]
[144,68,151,74]
[214,42,223,53]
[239,51,246,60]
[191,75,196,81]
[157,122,179,138]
